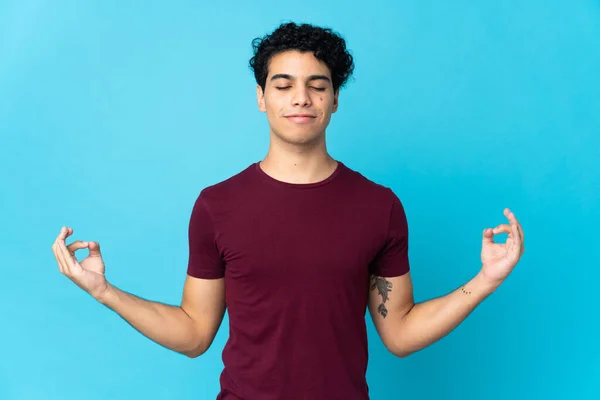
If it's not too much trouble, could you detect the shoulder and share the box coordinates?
[193,163,257,207]
[341,162,400,205]
[340,162,410,229]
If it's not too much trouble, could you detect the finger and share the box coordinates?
[517,224,525,254]
[482,228,495,244]
[505,208,522,248]
[517,223,524,242]
[54,226,75,274]
[88,241,102,257]
[54,240,71,275]
[54,226,66,244]
[52,243,65,274]
[57,226,70,241]
[57,237,80,276]
[492,224,512,236]
[67,240,89,255]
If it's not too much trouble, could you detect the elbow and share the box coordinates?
[392,348,414,358]
[382,340,413,358]
[180,337,210,358]
[389,337,416,358]
[182,345,207,358]
[183,350,203,358]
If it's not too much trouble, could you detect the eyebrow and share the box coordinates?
[270,74,331,83]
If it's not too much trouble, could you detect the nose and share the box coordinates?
[291,87,312,107]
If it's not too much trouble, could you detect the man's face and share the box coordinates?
[257,50,339,146]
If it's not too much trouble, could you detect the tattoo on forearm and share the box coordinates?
[460,286,472,295]
[370,275,392,318]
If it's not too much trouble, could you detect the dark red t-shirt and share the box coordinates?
[187,161,410,400]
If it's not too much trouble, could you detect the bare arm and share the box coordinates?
[369,209,525,357]
[98,275,225,358]
[52,226,226,358]
[368,272,497,358]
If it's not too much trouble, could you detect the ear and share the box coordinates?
[332,89,339,113]
[257,85,266,112]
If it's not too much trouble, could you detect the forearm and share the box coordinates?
[96,283,205,357]
[395,271,499,356]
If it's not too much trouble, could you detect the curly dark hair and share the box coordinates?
[249,22,355,93]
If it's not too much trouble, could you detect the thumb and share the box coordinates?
[89,241,102,257]
[482,228,495,244]
[67,240,89,253]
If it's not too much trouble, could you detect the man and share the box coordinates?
[52,22,525,400]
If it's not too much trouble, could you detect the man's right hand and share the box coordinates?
[52,226,110,301]
[51,226,226,357]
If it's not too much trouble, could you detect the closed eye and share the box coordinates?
[275,86,327,91]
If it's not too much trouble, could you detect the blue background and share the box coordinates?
[1,1,598,399]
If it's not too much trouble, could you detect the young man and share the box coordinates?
[52,22,525,400]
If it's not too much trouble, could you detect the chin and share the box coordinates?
[277,130,323,146]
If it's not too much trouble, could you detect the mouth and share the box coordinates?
[285,115,317,124]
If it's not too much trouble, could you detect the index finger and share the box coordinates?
[55,226,73,243]
[505,209,523,234]
[504,209,522,244]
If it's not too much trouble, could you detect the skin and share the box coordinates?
[52,49,525,360]
[368,209,525,357]
[256,50,340,185]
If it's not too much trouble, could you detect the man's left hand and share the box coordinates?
[480,208,525,288]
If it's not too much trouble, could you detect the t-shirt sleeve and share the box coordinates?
[186,193,225,279]
[369,189,410,277]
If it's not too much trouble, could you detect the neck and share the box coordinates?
[260,131,338,185]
